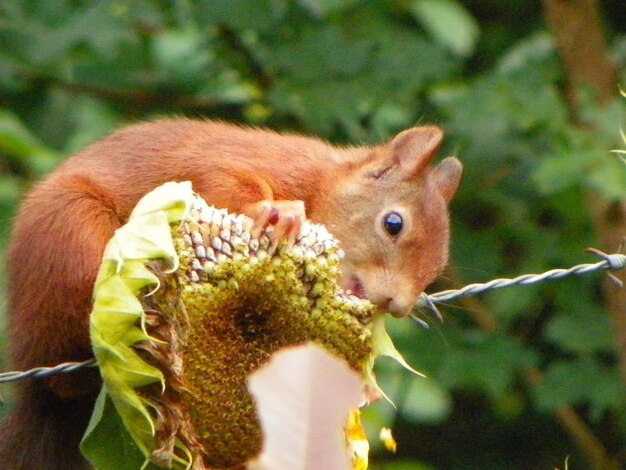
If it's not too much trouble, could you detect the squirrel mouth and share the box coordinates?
[345,275,367,299]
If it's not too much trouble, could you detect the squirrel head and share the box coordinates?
[320,126,462,318]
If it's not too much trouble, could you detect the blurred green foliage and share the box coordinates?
[1,1,626,469]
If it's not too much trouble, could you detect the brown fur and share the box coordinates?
[0,118,461,468]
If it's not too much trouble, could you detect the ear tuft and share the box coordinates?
[390,126,444,176]
[431,157,462,203]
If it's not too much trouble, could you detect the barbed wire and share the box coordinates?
[411,248,626,327]
[1,248,625,384]
[0,358,96,384]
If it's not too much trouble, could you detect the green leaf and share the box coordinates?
[587,155,626,200]
[532,152,590,195]
[151,29,215,83]
[0,175,21,206]
[198,0,288,32]
[297,0,360,18]
[544,311,616,354]
[267,25,373,80]
[81,387,156,470]
[401,377,452,424]
[533,359,624,420]
[409,0,479,57]
[88,183,197,464]
[369,103,413,140]
[437,334,537,401]
[63,97,121,154]
[0,109,60,175]
[496,32,560,82]
[269,79,370,137]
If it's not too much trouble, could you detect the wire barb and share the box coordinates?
[412,249,626,326]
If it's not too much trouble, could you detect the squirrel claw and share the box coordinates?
[244,200,306,253]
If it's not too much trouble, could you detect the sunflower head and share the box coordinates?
[89,182,384,469]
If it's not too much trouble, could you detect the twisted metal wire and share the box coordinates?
[412,249,626,326]
[1,249,625,382]
[0,358,96,384]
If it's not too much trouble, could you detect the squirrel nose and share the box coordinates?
[369,294,394,312]
[370,294,412,318]
[387,299,411,318]
[369,295,408,318]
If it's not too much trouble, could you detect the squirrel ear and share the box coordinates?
[389,126,444,176]
[431,157,462,203]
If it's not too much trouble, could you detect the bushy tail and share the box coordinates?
[0,382,97,470]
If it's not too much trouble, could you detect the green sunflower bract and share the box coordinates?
[87,181,420,469]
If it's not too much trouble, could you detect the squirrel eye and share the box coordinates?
[383,212,403,236]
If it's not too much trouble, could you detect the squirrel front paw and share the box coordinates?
[243,199,306,253]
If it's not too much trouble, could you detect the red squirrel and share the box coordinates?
[0,118,461,469]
